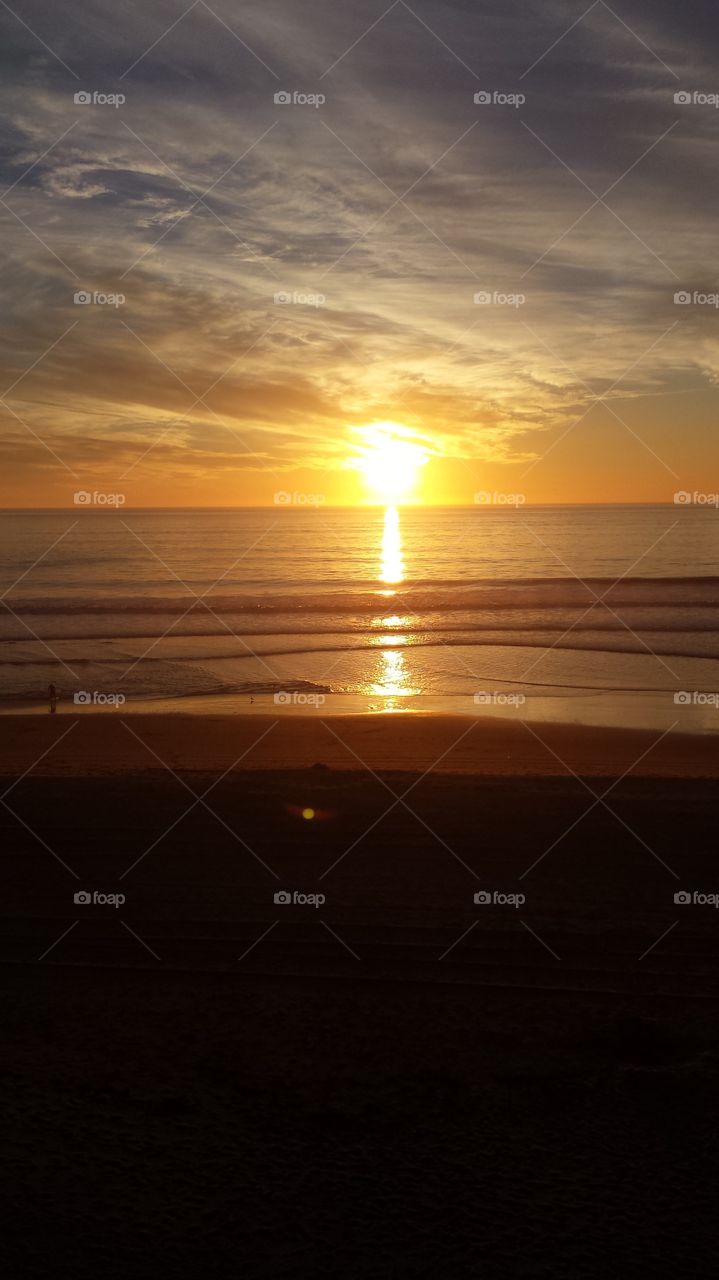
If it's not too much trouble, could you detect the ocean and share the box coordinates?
[2,504,719,729]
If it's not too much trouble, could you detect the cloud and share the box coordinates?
[0,0,717,500]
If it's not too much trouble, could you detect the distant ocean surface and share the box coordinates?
[2,505,719,725]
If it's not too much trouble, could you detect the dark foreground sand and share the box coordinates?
[3,966,719,1278]
[2,713,719,1274]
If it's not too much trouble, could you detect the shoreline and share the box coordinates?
[2,710,719,777]
[4,687,719,735]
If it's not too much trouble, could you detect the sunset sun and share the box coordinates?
[355,423,429,503]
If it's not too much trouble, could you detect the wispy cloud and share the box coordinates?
[0,0,717,501]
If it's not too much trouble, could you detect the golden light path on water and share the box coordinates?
[380,504,404,584]
[368,506,420,705]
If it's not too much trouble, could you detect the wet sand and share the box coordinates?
[3,709,719,778]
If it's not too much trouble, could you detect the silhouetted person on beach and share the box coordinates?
[48,683,57,715]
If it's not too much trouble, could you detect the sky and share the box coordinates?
[1,0,719,506]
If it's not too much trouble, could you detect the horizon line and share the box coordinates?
[0,500,698,513]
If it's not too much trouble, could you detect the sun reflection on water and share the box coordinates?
[367,507,420,705]
[380,505,404,584]
[369,647,420,705]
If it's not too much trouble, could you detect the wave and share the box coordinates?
[3,634,719,663]
[3,618,719,644]
[5,575,719,616]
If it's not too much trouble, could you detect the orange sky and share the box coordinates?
[1,0,717,507]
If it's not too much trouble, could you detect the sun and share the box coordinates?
[354,422,429,502]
